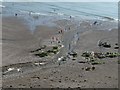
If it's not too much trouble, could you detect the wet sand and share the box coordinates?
[2,17,61,66]
[2,16,118,88]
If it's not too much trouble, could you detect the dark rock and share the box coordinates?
[78,61,86,63]
[59,80,61,83]
[10,85,12,88]
[91,66,95,70]
[84,79,87,82]
[114,46,119,49]
[85,67,91,71]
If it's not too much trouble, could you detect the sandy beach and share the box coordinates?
[1,15,118,89]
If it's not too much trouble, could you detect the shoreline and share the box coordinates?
[2,15,118,32]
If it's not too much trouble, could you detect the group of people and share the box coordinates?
[51,36,61,44]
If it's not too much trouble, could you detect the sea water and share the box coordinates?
[1,2,118,30]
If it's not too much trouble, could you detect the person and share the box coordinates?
[51,41,52,44]
[61,30,63,33]
[52,37,54,42]
[68,27,70,30]
[59,31,61,34]
[93,21,97,25]
[15,13,17,16]
[98,40,102,47]
[64,28,67,32]
[58,41,60,43]
[56,37,58,41]
[29,11,32,16]
[53,9,56,12]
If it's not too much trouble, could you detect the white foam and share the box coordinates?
[0,5,5,8]
[57,12,64,16]
[31,12,48,16]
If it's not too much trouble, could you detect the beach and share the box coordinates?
[2,15,118,88]
[1,2,119,89]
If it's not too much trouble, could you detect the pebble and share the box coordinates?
[108,76,111,78]
[91,66,95,70]
[59,80,61,83]
[85,67,91,71]
[72,80,75,82]
[50,79,54,82]
[97,81,100,84]
[84,79,87,82]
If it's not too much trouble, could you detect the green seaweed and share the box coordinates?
[91,61,105,65]
[53,46,58,50]
[35,52,48,57]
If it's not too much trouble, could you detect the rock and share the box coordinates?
[10,85,12,88]
[114,46,119,49]
[115,43,118,45]
[72,80,75,82]
[85,67,91,71]
[59,80,61,83]
[91,66,95,70]
[84,79,87,82]
[78,61,86,63]
[50,79,54,82]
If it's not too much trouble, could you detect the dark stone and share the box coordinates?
[10,85,12,87]
[91,66,95,70]
[59,80,61,83]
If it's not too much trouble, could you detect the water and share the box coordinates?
[1,2,118,30]
[2,2,118,19]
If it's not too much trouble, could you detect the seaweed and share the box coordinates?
[72,53,77,57]
[31,45,60,58]
[81,52,90,57]
[91,61,105,65]
[30,45,46,53]
[53,46,58,50]
[35,52,48,57]
[81,51,119,65]
[68,51,78,58]
[30,48,41,53]
[98,41,111,48]
[47,49,58,54]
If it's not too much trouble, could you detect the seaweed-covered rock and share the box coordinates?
[30,45,46,53]
[115,43,118,45]
[114,46,119,49]
[105,52,120,58]
[81,51,91,57]
[85,67,91,71]
[68,51,77,57]
[95,53,106,59]
[102,42,111,48]
[53,46,58,50]
[35,52,48,57]
[98,41,111,48]
[47,49,58,54]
